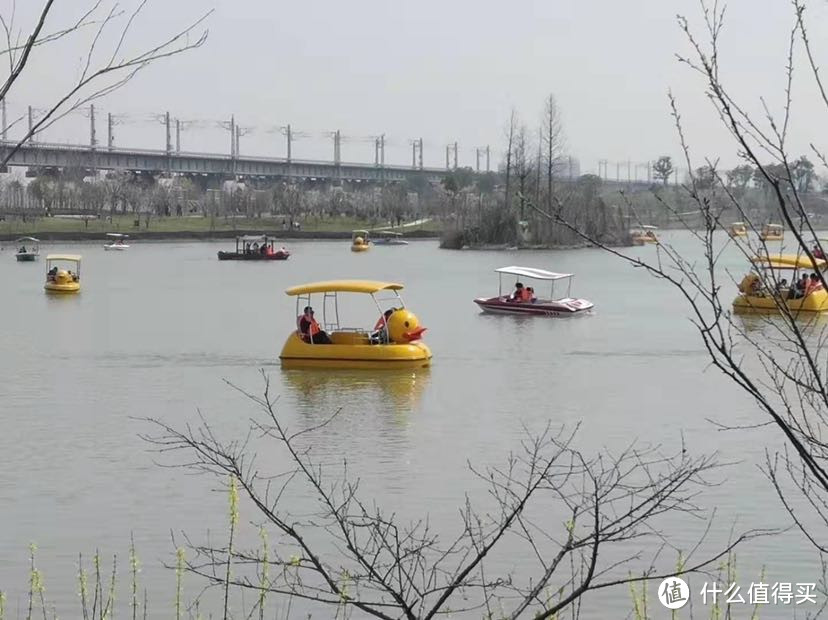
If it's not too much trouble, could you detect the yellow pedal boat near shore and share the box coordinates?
[733,253,828,314]
[279,280,432,369]
[44,254,81,294]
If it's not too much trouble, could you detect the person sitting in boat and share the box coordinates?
[775,278,789,296]
[814,245,826,260]
[509,282,532,302]
[371,308,396,344]
[807,273,823,295]
[790,273,808,299]
[47,266,57,282]
[298,306,332,344]
[19,245,26,253]
[527,287,537,303]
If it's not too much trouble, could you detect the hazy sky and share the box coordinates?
[6,0,828,177]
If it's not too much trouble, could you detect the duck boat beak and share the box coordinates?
[403,326,427,342]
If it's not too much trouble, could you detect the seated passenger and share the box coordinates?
[510,282,526,302]
[775,278,789,295]
[526,287,537,303]
[371,308,396,344]
[260,244,268,255]
[814,245,826,260]
[792,274,808,299]
[19,245,26,253]
[807,273,823,295]
[298,306,332,344]
[47,266,57,282]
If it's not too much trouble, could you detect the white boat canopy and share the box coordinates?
[16,236,40,242]
[106,233,129,238]
[495,266,573,280]
[640,225,658,230]
[46,254,82,262]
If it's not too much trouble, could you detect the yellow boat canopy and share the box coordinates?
[286,280,404,295]
[45,254,82,263]
[751,254,827,270]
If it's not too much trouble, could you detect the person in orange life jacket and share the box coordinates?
[299,306,332,344]
[510,282,531,302]
[526,287,537,302]
[370,308,395,344]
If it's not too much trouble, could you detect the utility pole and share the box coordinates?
[28,105,34,141]
[236,125,241,157]
[412,140,416,169]
[230,115,236,157]
[375,136,380,166]
[286,124,291,163]
[165,111,171,154]
[334,130,341,165]
[616,162,620,182]
[380,134,385,166]
[476,148,480,172]
[107,113,114,150]
[176,119,181,153]
[486,145,490,172]
[2,99,7,140]
[90,104,96,149]
[418,137,423,170]
[453,142,458,169]
[445,145,450,170]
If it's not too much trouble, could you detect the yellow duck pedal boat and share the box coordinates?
[758,223,784,242]
[732,254,828,314]
[728,222,747,238]
[44,254,81,294]
[279,280,432,369]
[351,229,371,252]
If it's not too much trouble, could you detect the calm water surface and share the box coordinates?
[0,234,820,617]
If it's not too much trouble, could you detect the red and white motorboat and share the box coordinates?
[473,266,594,317]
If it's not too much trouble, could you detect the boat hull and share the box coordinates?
[373,239,409,246]
[16,253,37,261]
[351,244,370,252]
[733,290,828,314]
[44,282,80,293]
[104,244,129,251]
[474,296,593,316]
[217,251,290,260]
[759,234,784,242]
[631,236,658,245]
[279,332,431,369]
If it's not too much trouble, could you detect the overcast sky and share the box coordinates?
[6,0,828,178]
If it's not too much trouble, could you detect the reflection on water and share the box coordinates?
[282,367,430,416]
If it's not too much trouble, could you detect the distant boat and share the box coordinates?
[103,233,130,251]
[372,231,409,246]
[15,237,40,262]
[217,235,290,260]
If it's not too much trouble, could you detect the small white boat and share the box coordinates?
[373,231,409,246]
[103,233,130,251]
[474,266,594,317]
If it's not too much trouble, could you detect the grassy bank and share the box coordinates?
[0,214,443,241]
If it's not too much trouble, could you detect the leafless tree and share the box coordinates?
[144,374,761,620]
[0,1,211,166]
[535,0,828,556]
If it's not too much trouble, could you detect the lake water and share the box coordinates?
[0,235,821,618]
